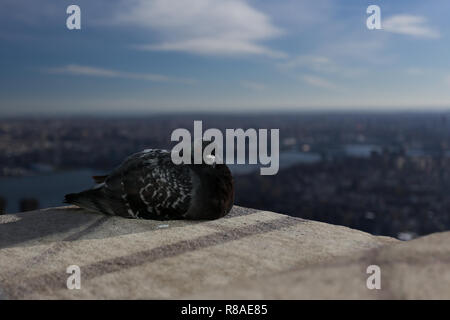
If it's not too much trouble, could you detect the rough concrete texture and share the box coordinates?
[0,205,448,299]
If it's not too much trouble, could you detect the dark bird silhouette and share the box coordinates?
[64,146,234,220]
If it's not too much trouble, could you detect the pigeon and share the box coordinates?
[64,145,234,220]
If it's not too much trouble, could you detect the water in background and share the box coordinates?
[0,151,321,213]
[0,169,100,213]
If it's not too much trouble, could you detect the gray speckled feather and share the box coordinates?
[65,148,234,220]
[105,149,192,219]
[65,149,192,220]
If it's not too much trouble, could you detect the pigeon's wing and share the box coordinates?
[103,149,192,219]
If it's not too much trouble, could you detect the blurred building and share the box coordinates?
[19,198,39,212]
[0,196,6,214]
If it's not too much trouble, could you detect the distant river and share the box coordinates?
[0,169,100,213]
[0,151,321,213]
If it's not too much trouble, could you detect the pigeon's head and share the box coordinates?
[192,139,220,167]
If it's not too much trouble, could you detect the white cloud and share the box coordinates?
[383,15,440,39]
[114,0,284,57]
[301,75,337,89]
[278,55,332,72]
[278,55,367,81]
[44,64,195,84]
[258,0,334,28]
[323,36,390,64]
[138,39,285,58]
[406,67,430,76]
[240,80,266,91]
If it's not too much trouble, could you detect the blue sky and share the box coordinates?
[1,0,450,115]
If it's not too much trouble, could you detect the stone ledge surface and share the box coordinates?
[0,205,448,299]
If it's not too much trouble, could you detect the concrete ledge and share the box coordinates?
[0,206,448,299]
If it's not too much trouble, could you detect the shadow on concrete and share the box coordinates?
[0,206,247,249]
[0,208,107,248]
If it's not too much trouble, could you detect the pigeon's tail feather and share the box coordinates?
[64,189,115,215]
